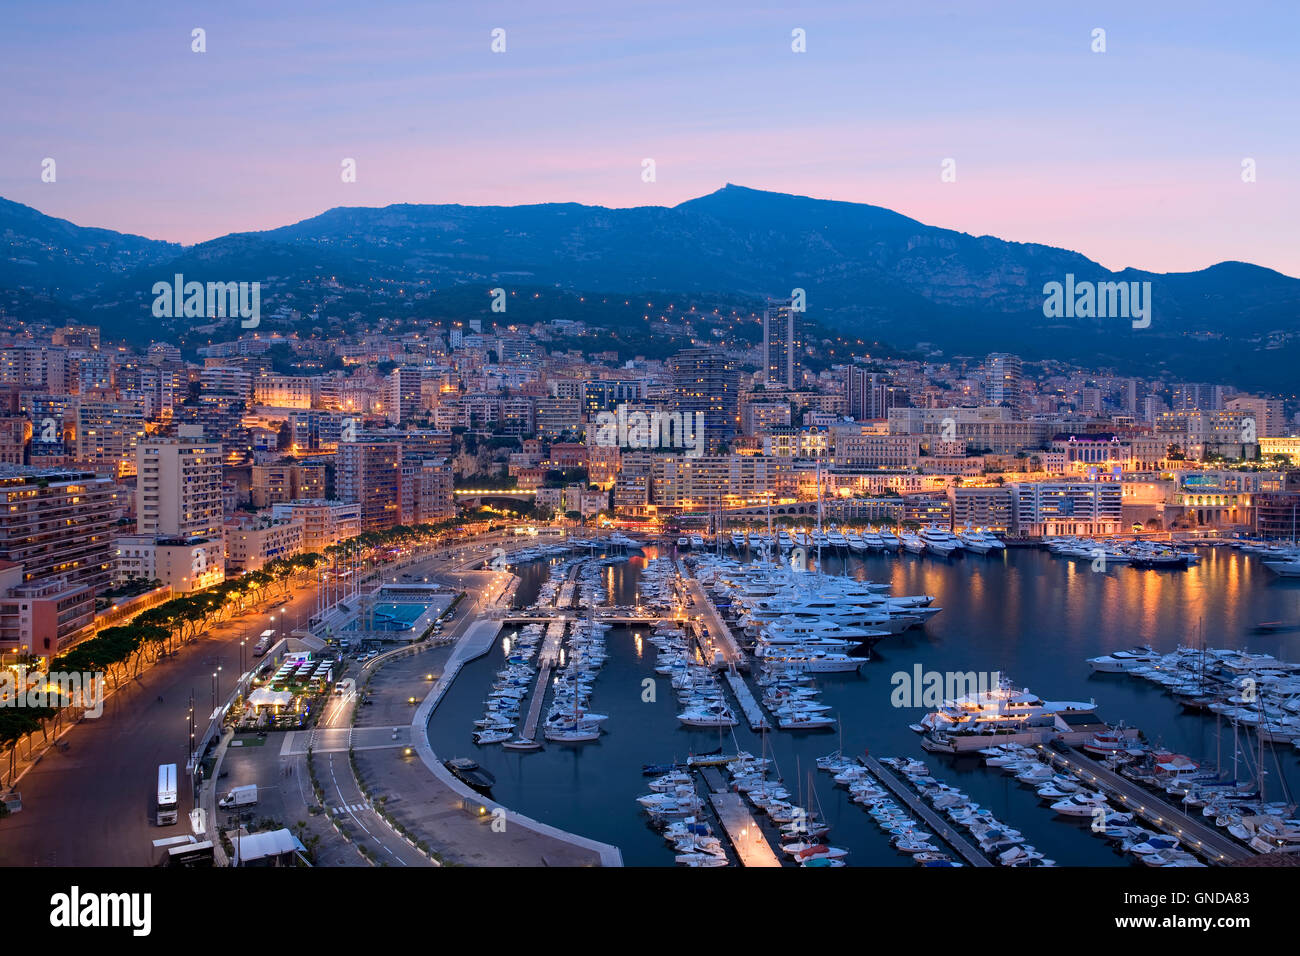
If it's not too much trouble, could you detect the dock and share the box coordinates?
[1040,745,1251,864]
[861,756,993,867]
[699,766,729,793]
[681,577,741,664]
[723,669,771,731]
[518,622,566,743]
[707,792,782,867]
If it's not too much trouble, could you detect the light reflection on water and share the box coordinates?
[425,546,1300,867]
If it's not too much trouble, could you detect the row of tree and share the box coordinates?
[4,515,498,790]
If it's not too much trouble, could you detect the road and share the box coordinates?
[0,528,585,866]
[0,582,321,866]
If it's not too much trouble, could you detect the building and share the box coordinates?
[670,348,740,454]
[223,516,305,573]
[986,353,1023,411]
[1254,492,1300,539]
[73,399,147,477]
[650,454,797,512]
[1226,395,1286,438]
[113,535,225,593]
[135,428,224,539]
[844,366,907,421]
[950,486,1016,532]
[830,424,923,469]
[384,366,425,424]
[270,500,361,551]
[762,297,802,389]
[336,441,402,531]
[0,468,122,594]
[0,561,97,662]
[1012,481,1123,537]
[250,463,328,508]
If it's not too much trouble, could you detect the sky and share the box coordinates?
[1,0,1297,276]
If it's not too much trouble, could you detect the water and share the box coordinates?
[425,545,1300,866]
[344,602,429,631]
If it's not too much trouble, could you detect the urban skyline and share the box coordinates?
[2,0,1297,924]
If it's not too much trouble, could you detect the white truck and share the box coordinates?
[218,784,258,810]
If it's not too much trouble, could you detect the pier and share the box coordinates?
[1039,745,1252,864]
[681,576,741,665]
[861,756,993,867]
[518,622,567,743]
[706,792,782,867]
[723,668,770,731]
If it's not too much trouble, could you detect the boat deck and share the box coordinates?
[861,755,993,867]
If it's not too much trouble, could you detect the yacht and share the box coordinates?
[919,526,963,556]
[878,530,900,551]
[828,530,850,551]
[677,701,738,727]
[958,528,1005,554]
[901,532,926,554]
[1087,646,1159,673]
[1263,557,1300,577]
[761,651,864,673]
[919,677,1097,736]
[846,531,867,553]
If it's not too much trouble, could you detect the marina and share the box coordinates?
[425,541,1300,866]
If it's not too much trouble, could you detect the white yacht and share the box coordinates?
[919,526,963,556]
[677,701,738,727]
[919,677,1097,736]
[901,532,926,554]
[760,651,863,674]
[878,530,900,551]
[1087,646,1159,673]
[846,531,867,553]
[958,528,1005,554]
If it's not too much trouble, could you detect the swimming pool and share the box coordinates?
[344,603,431,631]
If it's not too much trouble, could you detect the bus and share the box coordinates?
[157,763,179,826]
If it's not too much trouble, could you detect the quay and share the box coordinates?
[680,574,742,665]
[706,791,782,867]
[723,668,770,731]
[861,755,993,867]
[517,622,566,743]
[1039,745,1251,864]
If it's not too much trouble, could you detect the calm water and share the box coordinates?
[425,545,1300,866]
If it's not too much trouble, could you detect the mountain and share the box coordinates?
[2,186,1297,389]
[0,197,180,297]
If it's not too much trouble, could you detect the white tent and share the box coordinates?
[234,828,305,866]
[246,688,294,711]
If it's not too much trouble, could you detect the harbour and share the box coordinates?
[424,539,1300,866]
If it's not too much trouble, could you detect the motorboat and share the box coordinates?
[919,526,963,557]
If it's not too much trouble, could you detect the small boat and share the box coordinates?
[502,738,543,752]
[444,757,496,793]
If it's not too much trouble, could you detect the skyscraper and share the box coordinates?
[135,426,223,539]
[762,297,802,389]
[670,348,739,454]
[337,440,403,531]
[985,353,1023,410]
